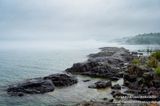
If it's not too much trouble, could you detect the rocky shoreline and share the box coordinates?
[7,74,77,96]
[6,47,160,106]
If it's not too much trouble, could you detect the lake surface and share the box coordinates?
[0,43,160,106]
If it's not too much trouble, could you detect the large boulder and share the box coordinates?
[111,84,121,90]
[7,78,54,96]
[7,74,78,96]
[88,81,112,89]
[66,61,124,79]
[44,74,78,87]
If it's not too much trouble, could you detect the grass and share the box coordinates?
[151,51,160,60]
[155,66,160,76]
[132,58,140,65]
[147,57,158,68]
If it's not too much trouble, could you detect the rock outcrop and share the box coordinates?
[44,74,78,87]
[124,65,160,101]
[66,47,133,80]
[7,78,54,96]
[7,74,77,96]
[111,84,121,90]
[88,81,112,89]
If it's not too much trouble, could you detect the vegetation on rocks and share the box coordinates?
[151,51,160,61]
[132,58,141,65]
[147,51,160,76]
[155,66,160,76]
[147,56,158,68]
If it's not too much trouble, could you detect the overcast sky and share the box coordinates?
[0,0,160,42]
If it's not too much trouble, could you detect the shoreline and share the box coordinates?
[5,47,160,106]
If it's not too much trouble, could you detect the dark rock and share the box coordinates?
[83,80,90,82]
[131,52,138,55]
[44,74,78,87]
[88,51,114,58]
[142,72,154,81]
[138,53,143,56]
[66,61,118,79]
[66,47,132,80]
[102,98,108,100]
[124,89,139,94]
[111,84,121,90]
[111,91,127,98]
[153,80,160,88]
[7,78,55,96]
[127,65,152,77]
[76,101,117,106]
[123,80,130,86]
[7,74,78,96]
[108,99,114,102]
[110,77,119,81]
[17,92,24,97]
[88,81,112,89]
[102,98,114,103]
[117,72,124,78]
[124,74,137,82]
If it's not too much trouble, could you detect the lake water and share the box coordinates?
[0,43,160,106]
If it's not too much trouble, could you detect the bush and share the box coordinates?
[147,57,158,68]
[132,58,140,65]
[155,66,160,76]
[151,51,160,61]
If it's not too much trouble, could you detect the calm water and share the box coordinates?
[0,43,160,106]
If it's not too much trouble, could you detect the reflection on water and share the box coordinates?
[0,75,121,106]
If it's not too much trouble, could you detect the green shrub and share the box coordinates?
[151,51,160,60]
[155,66,160,76]
[132,58,140,65]
[147,57,158,68]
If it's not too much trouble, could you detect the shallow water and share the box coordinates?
[0,48,103,106]
[0,44,160,106]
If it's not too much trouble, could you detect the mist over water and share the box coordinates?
[0,0,160,43]
[0,0,160,105]
[0,39,117,51]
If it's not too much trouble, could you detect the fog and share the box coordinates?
[0,0,160,49]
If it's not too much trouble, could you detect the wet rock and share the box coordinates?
[66,61,118,79]
[127,65,152,77]
[102,97,108,101]
[142,72,154,81]
[102,98,114,103]
[110,77,119,81]
[111,91,127,98]
[44,74,78,87]
[111,84,121,90]
[124,74,137,82]
[7,74,78,96]
[66,61,104,74]
[66,47,132,80]
[88,81,112,89]
[76,101,117,106]
[108,99,114,102]
[83,80,90,82]
[131,52,138,55]
[124,89,139,94]
[153,80,160,88]
[7,78,55,96]
[88,51,114,58]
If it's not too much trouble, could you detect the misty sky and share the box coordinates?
[0,0,160,42]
